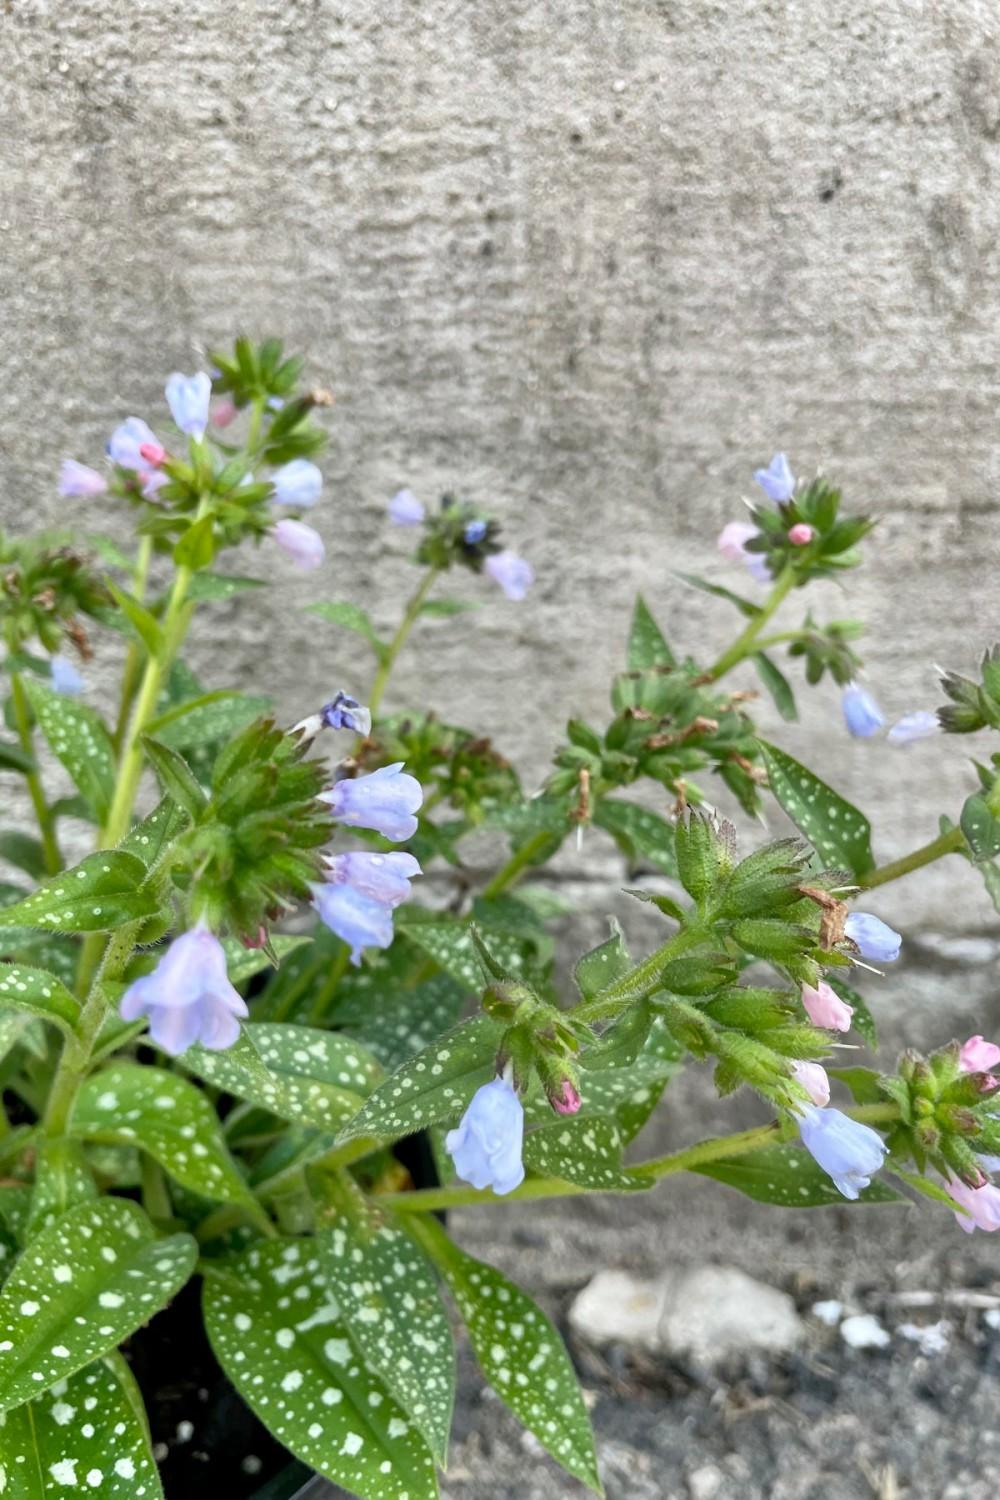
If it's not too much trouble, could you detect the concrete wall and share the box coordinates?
[3,0,1000,932]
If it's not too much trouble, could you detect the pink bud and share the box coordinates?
[791,1059,831,1107]
[959,1035,1000,1073]
[138,442,167,467]
[551,1080,582,1116]
[210,397,238,429]
[801,980,853,1033]
[787,523,814,545]
[241,926,268,950]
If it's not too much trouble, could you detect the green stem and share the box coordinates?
[704,566,797,682]
[572,926,705,1025]
[858,827,965,890]
[45,923,140,1136]
[112,535,155,752]
[481,828,554,901]
[367,568,441,720]
[9,671,61,875]
[307,945,351,1026]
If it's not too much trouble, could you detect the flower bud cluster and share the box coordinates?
[0,529,108,664]
[388,489,534,601]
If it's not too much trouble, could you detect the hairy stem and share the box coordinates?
[367,567,441,720]
[481,828,554,901]
[704,566,797,682]
[858,827,965,890]
[45,923,140,1136]
[112,534,155,752]
[9,670,61,875]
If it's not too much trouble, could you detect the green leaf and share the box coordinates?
[827,1067,885,1105]
[411,1216,600,1492]
[0,740,35,775]
[594,798,678,876]
[826,976,877,1048]
[695,1143,904,1207]
[173,515,215,569]
[0,832,47,879]
[627,594,676,669]
[69,1064,253,1207]
[117,796,190,869]
[961,792,1000,862]
[145,691,272,752]
[673,571,762,618]
[308,601,387,661]
[523,1114,648,1191]
[220,935,312,987]
[23,680,116,823]
[0,963,80,1034]
[187,572,266,602]
[758,741,874,876]
[573,920,632,1001]
[337,1015,503,1145]
[0,852,158,934]
[203,1239,439,1500]
[0,1198,195,1412]
[334,972,466,1073]
[25,1139,97,1238]
[418,598,480,618]
[319,1216,454,1463]
[140,737,208,818]
[0,1352,164,1499]
[395,913,537,991]
[107,581,165,657]
[180,1024,379,1132]
[892,1166,962,1212]
[753,652,798,722]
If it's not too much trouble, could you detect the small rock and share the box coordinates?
[688,1463,724,1500]
[840,1313,890,1350]
[811,1299,844,1326]
[899,1320,950,1355]
[984,1308,1000,1330]
[569,1269,668,1351]
[658,1266,803,1369]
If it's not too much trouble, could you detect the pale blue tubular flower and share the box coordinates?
[320,762,423,841]
[464,519,487,544]
[887,710,940,747]
[311,881,395,965]
[445,1077,525,1195]
[58,460,107,499]
[484,550,534,601]
[321,691,372,736]
[50,654,84,696]
[272,458,323,509]
[107,417,159,471]
[844,911,902,963]
[324,851,421,907]
[272,518,325,571]
[753,451,796,502]
[388,488,425,526]
[118,924,248,1056]
[165,371,212,442]
[797,1105,887,1200]
[841,682,884,738]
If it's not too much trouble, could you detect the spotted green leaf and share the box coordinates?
[394,913,537,990]
[0,852,158,934]
[758,741,874,876]
[186,571,266,602]
[0,964,79,1035]
[627,594,676,669]
[573,920,632,1001]
[319,1217,454,1463]
[203,1239,438,1500]
[960,792,1000,862]
[523,1115,648,1192]
[695,1143,904,1207]
[594,798,678,876]
[146,691,272,752]
[0,1352,163,1499]
[410,1216,600,1493]
[117,797,190,869]
[181,1025,379,1132]
[22,680,116,824]
[337,1015,503,1145]
[221,936,313,987]
[334,973,466,1072]
[69,1064,253,1207]
[25,1140,97,1238]
[0,1198,196,1412]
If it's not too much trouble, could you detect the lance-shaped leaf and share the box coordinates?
[69,1064,253,1207]
[0,964,80,1035]
[319,1216,455,1463]
[334,973,466,1073]
[523,1114,648,1191]
[337,1016,503,1145]
[0,1352,164,1499]
[203,1240,438,1500]
[0,831,47,879]
[758,741,874,876]
[594,798,678,876]
[753,651,797,722]
[23,679,116,823]
[0,1198,195,1412]
[187,571,266,602]
[694,1143,904,1207]
[141,737,207,819]
[627,594,676,669]
[573,920,632,1001]
[394,912,537,990]
[181,1025,377,1133]
[117,796,190,869]
[410,1216,600,1493]
[307,600,388,661]
[146,690,272,752]
[220,936,312,987]
[0,852,158,934]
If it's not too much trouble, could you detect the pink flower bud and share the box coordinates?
[787,523,814,545]
[210,397,238,429]
[801,980,853,1033]
[791,1059,830,1107]
[550,1080,582,1116]
[139,441,167,467]
[272,518,325,571]
[959,1035,1000,1073]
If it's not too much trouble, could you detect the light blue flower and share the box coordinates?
[798,1105,887,1200]
[107,417,159,471]
[165,371,212,442]
[888,710,939,747]
[58,460,107,499]
[272,459,323,509]
[118,925,248,1056]
[844,911,901,963]
[311,881,395,965]
[320,762,423,841]
[320,691,372,736]
[484,550,534,601]
[464,519,487,544]
[272,518,325,571]
[753,452,795,503]
[325,851,421,907]
[445,1077,525,1195]
[841,682,884,738]
[388,488,425,526]
[50,654,84,696]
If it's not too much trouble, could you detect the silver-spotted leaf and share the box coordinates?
[0,964,80,1035]
[594,798,678,876]
[0,852,158,934]
[23,680,116,824]
[759,741,873,876]
[695,1143,904,1207]
[523,1115,647,1192]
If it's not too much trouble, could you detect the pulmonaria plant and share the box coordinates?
[0,372,997,1500]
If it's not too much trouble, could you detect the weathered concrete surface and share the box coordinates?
[2,0,1000,935]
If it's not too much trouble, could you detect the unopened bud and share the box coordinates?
[138,441,167,467]
[787,523,814,545]
[549,1079,582,1116]
[210,397,238,428]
